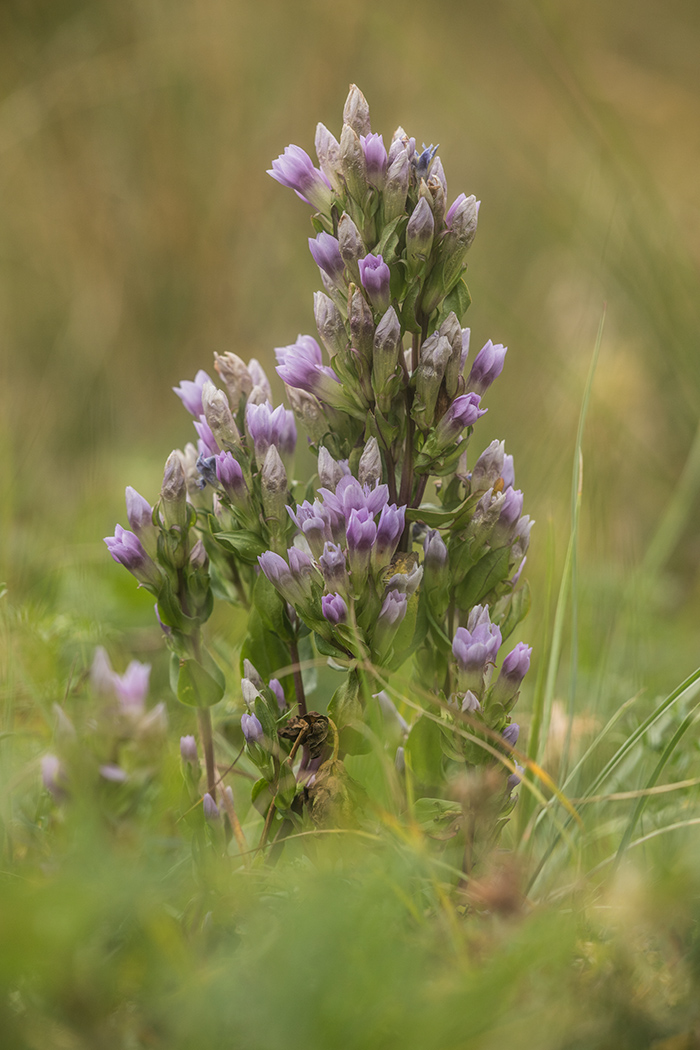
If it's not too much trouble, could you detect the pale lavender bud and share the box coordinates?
[100,763,128,783]
[492,488,524,546]
[215,451,248,503]
[467,340,507,397]
[315,122,343,192]
[511,516,533,561]
[180,735,199,765]
[243,660,262,687]
[507,763,524,794]
[309,232,345,284]
[502,723,520,747]
[154,604,172,636]
[203,792,220,821]
[261,445,288,521]
[104,526,161,588]
[194,416,220,458]
[189,539,208,571]
[471,441,505,494]
[361,132,387,188]
[213,352,253,411]
[173,370,212,417]
[502,454,515,490]
[412,334,452,429]
[337,214,366,270]
[460,328,471,372]
[358,254,391,314]
[269,678,286,711]
[384,149,410,221]
[379,592,407,630]
[241,712,264,745]
[247,359,272,402]
[41,754,66,799]
[202,381,242,453]
[424,529,448,572]
[125,487,153,537]
[461,691,481,713]
[314,292,348,358]
[373,503,405,568]
[406,197,434,272]
[358,438,382,488]
[343,84,371,136]
[433,393,486,447]
[429,155,447,197]
[318,541,348,592]
[349,287,376,364]
[317,447,350,491]
[160,450,188,531]
[241,677,259,708]
[321,592,348,626]
[388,126,415,165]
[268,144,333,212]
[395,746,406,773]
[445,193,480,246]
[452,614,502,694]
[372,306,402,390]
[288,545,316,585]
[289,502,333,558]
[259,551,298,602]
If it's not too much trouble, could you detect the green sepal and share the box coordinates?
[454,547,511,611]
[175,652,226,708]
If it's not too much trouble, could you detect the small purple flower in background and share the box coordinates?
[360,132,387,188]
[104,527,161,589]
[173,370,213,417]
[308,232,345,285]
[241,712,264,744]
[203,792,220,822]
[41,754,66,800]
[180,735,199,766]
[90,647,151,713]
[99,763,129,783]
[321,592,348,626]
[268,144,333,212]
[358,253,391,313]
[467,339,507,397]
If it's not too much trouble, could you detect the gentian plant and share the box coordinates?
[103,86,532,874]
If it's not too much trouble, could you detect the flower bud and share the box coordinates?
[309,232,344,286]
[241,712,264,744]
[411,333,452,430]
[161,451,188,530]
[125,486,157,557]
[317,447,349,491]
[346,507,377,578]
[374,590,408,656]
[173,370,212,417]
[358,255,391,315]
[406,197,434,274]
[213,352,253,411]
[203,792,220,822]
[268,144,333,213]
[432,392,486,448]
[492,643,532,707]
[315,122,343,192]
[215,451,249,506]
[340,123,368,203]
[361,132,387,189]
[439,313,464,398]
[383,149,409,221]
[343,84,371,136]
[189,538,208,571]
[502,722,520,747]
[201,381,242,453]
[349,285,377,360]
[243,659,263,687]
[337,213,366,279]
[318,541,348,593]
[321,592,348,626]
[358,437,382,488]
[314,292,348,358]
[373,504,405,569]
[372,306,402,392]
[180,735,199,766]
[260,445,288,522]
[471,440,506,494]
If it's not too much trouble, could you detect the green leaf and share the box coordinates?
[454,547,511,610]
[436,277,471,326]
[213,530,267,563]
[413,797,462,830]
[176,655,225,708]
[405,715,444,785]
[495,581,532,642]
[252,572,293,641]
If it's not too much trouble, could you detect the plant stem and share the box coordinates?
[220,782,250,861]
[197,707,217,799]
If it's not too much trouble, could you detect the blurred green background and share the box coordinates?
[2,0,700,707]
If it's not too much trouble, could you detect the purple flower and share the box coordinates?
[269,679,286,711]
[275,335,345,407]
[125,486,154,542]
[193,415,220,458]
[445,193,480,238]
[346,507,378,576]
[319,475,389,521]
[358,253,391,313]
[507,763,524,794]
[445,193,467,228]
[467,340,507,397]
[373,503,405,568]
[41,754,66,799]
[258,550,314,607]
[434,392,487,446]
[321,592,348,626]
[180,735,199,765]
[452,608,502,694]
[268,144,333,212]
[90,647,151,711]
[471,440,505,494]
[424,529,448,570]
[502,723,520,747]
[173,370,213,417]
[241,712,264,744]
[104,526,161,588]
[360,132,387,188]
[203,792,220,822]
[215,451,248,503]
[461,691,481,713]
[492,642,532,706]
[308,232,344,284]
[492,488,524,546]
